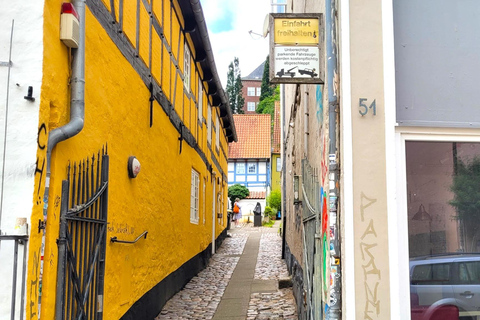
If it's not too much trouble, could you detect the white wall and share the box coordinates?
[0,1,44,318]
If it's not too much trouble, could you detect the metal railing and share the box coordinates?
[0,232,29,320]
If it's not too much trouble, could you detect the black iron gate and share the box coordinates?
[56,148,109,320]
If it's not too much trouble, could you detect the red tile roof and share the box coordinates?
[272,101,281,153]
[246,191,266,199]
[228,114,271,159]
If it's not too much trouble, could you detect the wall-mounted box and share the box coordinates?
[60,3,80,48]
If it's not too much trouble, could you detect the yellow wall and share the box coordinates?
[27,0,230,319]
[271,153,281,193]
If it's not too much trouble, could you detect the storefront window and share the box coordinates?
[406,141,480,319]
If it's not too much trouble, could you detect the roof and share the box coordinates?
[246,191,266,199]
[272,101,281,153]
[228,114,271,159]
[177,0,237,142]
[242,61,265,81]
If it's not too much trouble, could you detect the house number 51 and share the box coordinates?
[359,98,376,116]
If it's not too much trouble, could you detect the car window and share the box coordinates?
[457,261,480,284]
[411,263,450,285]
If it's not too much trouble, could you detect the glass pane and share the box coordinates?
[406,141,480,319]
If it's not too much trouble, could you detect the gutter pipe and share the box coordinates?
[189,0,237,142]
[327,0,341,318]
[44,0,85,317]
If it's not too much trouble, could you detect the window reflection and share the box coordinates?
[406,141,480,320]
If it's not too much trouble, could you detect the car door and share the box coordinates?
[452,260,480,317]
[411,262,454,307]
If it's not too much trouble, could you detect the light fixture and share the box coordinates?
[127,156,141,178]
[412,204,432,221]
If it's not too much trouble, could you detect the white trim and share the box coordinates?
[382,0,408,318]
[339,0,355,317]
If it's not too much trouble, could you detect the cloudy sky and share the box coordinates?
[199,0,272,87]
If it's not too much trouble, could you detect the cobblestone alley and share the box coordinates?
[156,221,298,320]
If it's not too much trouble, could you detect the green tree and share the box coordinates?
[228,184,249,207]
[259,56,275,102]
[226,57,245,114]
[257,56,279,117]
[256,85,279,117]
[450,157,480,251]
[266,189,281,212]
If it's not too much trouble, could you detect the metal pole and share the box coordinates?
[281,83,287,259]
[327,0,341,317]
[55,180,70,320]
[11,240,19,320]
[0,20,14,234]
[20,235,28,320]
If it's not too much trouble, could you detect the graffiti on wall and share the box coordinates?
[28,122,48,319]
[360,192,381,319]
[316,85,323,123]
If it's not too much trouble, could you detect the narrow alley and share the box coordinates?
[156,221,298,320]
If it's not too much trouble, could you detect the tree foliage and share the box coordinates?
[257,55,279,117]
[228,184,249,206]
[266,189,281,212]
[256,86,280,117]
[259,57,275,101]
[450,157,480,224]
[226,57,245,114]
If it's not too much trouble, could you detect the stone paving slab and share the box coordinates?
[156,221,297,320]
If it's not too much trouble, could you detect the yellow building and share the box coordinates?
[271,102,282,193]
[2,0,236,319]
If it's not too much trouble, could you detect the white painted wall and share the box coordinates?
[0,1,44,318]
[237,199,267,223]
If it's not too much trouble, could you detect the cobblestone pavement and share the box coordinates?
[254,233,289,281]
[156,222,297,320]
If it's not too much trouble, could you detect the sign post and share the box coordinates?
[269,13,324,84]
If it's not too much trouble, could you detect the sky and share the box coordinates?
[199,0,272,88]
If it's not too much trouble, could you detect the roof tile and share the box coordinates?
[228,114,271,159]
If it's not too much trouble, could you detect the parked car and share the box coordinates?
[410,253,480,320]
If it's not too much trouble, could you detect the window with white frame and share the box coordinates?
[216,117,220,149]
[256,87,261,96]
[277,157,282,171]
[247,102,255,112]
[247,87,255,96]
[190,169,200,223]
[248,163,257,173]
[207,104,212,144]
[198,78,203,122]
[183,43,191,92]
[236,163,245,174]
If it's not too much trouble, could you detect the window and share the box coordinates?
[411,263,450,285]
[248,163,257,173]
[216,117,220,149]
[198,79,203,122]
[256,87,261,96]
[190,169,200,223]
[277,157,282,171]
[183,43,191,92]
[236,163,245,174]
[207,104,212,144]
[247,87,255,96]
[247,102,255,112]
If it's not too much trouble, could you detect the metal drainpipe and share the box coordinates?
[327,0,341,318]
[281,84,286,259]
[212,172,216,255]
[42,0,85,316]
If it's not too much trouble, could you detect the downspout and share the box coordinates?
[211,172,216,255]
[50,0,86,317]
[327,0,341,318]
[281,84,286,259]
